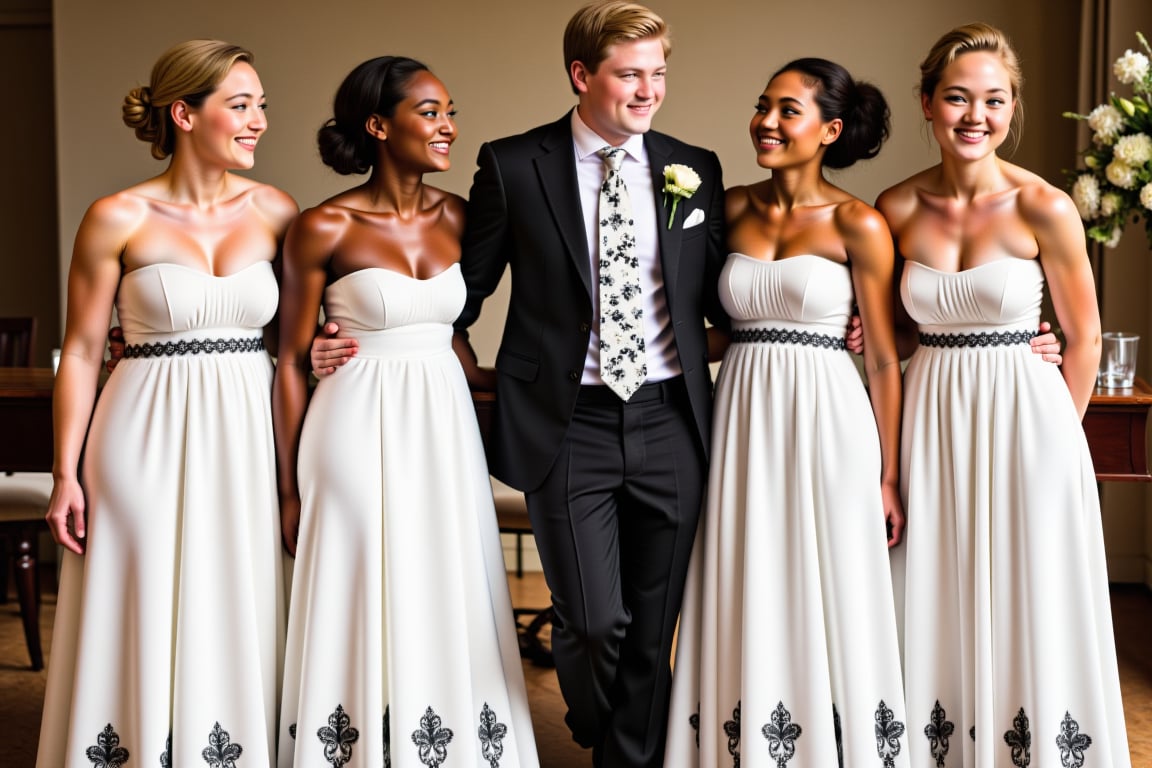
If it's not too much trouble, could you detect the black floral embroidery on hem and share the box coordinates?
[874,700,905,768]
[724,700,741,767]
[832,704,843,768]
[160,732,171,768]
[411,706,453,767]
[478,703,507,767]
[1056,711,1092,768]
[86,724,130,768]
[201,722,242,768]
[1003,707,1031,767]
[317,704,359,767]
[689,705,700,749]
[383,706,391,768]
[761,701,802,767]
[924,700,955,767]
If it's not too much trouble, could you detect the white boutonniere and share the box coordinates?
[662,164,702,229]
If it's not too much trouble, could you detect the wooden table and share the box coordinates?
[0,367,54,473]
[3,368,1152,481]
[1082,376,1152,482]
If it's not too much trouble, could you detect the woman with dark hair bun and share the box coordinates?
[39,40,296,767]
[272,57,539,767]
[664,59,911,767]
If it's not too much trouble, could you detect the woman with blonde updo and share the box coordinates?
[878,23,1131,765]
[38,40,296,767]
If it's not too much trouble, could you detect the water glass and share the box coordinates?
[1097,332,1139,389]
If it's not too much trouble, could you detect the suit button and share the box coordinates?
[579,322,590,333]
[568,370,579,381]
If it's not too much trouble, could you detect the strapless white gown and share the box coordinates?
[277,265,539,768]
[898,258,1130,767]
[666,254,908,768]
[37,262,286,767]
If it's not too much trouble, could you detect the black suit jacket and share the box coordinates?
[457,112,728,491]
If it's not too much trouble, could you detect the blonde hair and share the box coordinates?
[122,40,255,160]
[563,1,670,95]
[919,22,1024,150]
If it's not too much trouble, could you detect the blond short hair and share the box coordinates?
[563,1,670,94]
[122,39,255,160]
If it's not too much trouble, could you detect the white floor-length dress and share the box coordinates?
[37,261,286,767]
[899,258,1130,767]
[278,264,538,768]
[666,254,909,768]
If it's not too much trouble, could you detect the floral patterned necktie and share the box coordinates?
[596,146,646,400]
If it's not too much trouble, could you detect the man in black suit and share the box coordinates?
[452,3,727,766]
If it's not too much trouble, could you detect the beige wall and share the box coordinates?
[44,0,1152,582]
[51,0,1082,363]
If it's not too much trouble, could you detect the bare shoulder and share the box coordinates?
[77,188,153,252]
[246,181,299,233]
[875,172,924,221]
[835,197,894,267]
[433,187,465,236]
[723,183,757,225]
[834,196,889,239]
[84,188,151,230]
[291,199,355,242]
[1014,175,1078,229]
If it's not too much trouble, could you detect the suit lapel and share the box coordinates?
[645,132,681,306]
[535,115,594,299]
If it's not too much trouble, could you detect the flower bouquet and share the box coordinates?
[1065,32,1152,248]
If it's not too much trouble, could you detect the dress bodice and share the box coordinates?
[116,261,277,339]
[720,254,853,335]
[322,264,465,333]
[900,258,1043,333]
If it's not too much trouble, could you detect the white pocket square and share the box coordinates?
[682,208,705,228]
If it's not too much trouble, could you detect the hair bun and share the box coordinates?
[122,85,162,151]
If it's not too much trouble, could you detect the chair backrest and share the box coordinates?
[0,317,35,367]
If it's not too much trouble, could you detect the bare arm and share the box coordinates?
[1024,185,1100,417]
[272,209,340,555]
[841,201,905,547]
[47,196,139,553]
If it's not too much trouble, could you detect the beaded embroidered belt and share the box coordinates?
[123,336,265,358]
[918,329,1037,348]
[730,327,846,350]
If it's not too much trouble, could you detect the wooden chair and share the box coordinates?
[0,316,50,669]
[492,478,554,668]
[0,475,51,669]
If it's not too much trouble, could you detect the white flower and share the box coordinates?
[1105,226,1124,248]
[1114,132,1152,165]
[1087,104,1125,143]
[663,164,701,196]
[662,164,702,229]
[1141,182,1152,211]
[1114,49,1150,85]
[1072,174,1101,220]
[1106,159,1139,189]
[1101,191,1124,217]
